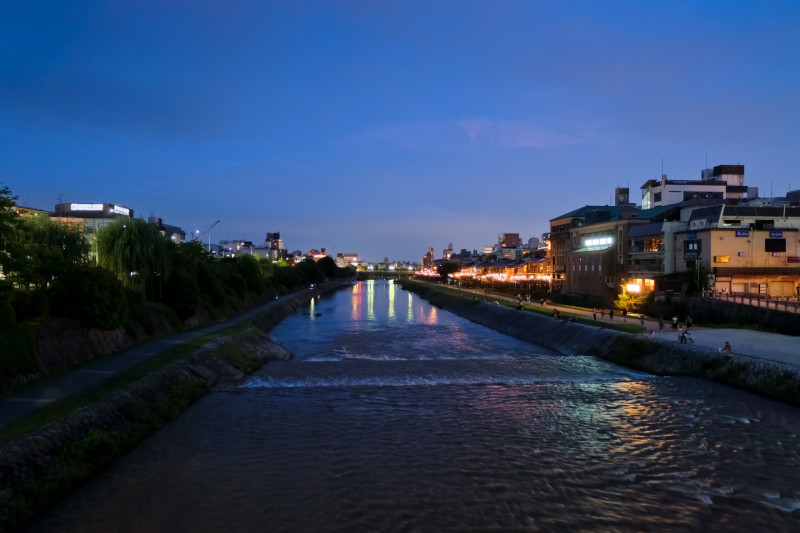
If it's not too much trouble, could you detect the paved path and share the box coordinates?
[440,283,799,368]
[0,292,303,428]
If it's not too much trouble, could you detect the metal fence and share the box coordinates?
[702,291,800,314]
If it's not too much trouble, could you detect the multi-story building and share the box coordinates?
[422,247,435,269]
[550,195,677,299]
[265,232,286,260]
[443,242,454,261]
[336,253,359,267]
[641,165,752,209]
[51,202,134,253]
[676,204,800,297]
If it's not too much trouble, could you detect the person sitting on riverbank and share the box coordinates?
[719,341,732,353]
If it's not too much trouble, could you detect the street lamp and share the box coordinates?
[195,230,211,252]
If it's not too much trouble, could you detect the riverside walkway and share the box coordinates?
[427,282,799,369]
[0,289,317,428]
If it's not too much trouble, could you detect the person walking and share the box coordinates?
[622,309,627,322]
[592,308,597,320]
[609,308,614,320]
[658,314,664,332]
[672,315,678,329]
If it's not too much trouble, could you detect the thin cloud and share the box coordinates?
[457,119,589,148]
[362,119,593,151]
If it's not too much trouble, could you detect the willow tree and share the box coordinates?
[95,217,172,298]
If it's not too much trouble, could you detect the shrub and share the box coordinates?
[49,265,128,330]
[161,265,201,320]
[0,323,38,376]
[0,299,15,326]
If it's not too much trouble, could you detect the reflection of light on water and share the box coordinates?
[407,292,414,322]
[388,280,395,321]
[351,282,361,321]
[426,306,438,325]
[310,297,316,320]
[367,279,375,321]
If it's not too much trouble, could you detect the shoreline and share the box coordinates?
[399,280,800,408]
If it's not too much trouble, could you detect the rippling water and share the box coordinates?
[26,281,800,532]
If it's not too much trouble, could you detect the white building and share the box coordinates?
[641,165,752,209]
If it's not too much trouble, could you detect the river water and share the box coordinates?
[26,281,800,532]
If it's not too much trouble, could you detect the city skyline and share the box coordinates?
[3,1,800,261]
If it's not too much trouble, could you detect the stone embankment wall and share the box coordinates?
[402,281,800,407]
[0,282,346,532]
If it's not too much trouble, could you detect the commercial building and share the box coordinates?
[51,202,134,252]
[678,204,800,297]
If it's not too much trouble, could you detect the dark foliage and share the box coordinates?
[49,265,129,330]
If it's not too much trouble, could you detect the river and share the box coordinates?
[26,280,800,532]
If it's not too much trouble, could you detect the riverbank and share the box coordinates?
[0,280,349,532]
[400,280,800,407]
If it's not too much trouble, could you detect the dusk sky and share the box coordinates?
[3,1,800,262]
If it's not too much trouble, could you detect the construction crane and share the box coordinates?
[192,220,220,252]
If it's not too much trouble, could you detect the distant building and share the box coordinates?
[147,216,186,243]
[443,242,453,260]
[51,202,134,253]
[641,165,752,209]
[422,247,435,269]
[306,248,327,261]
[336,253,359,267]
[265,232,286,260]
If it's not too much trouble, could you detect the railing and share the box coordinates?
[703,291,800,314]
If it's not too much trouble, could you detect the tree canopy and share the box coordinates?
[0,184,20,278]
[95,217,172,298]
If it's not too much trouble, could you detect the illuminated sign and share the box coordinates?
[735,230,749,237]
[788,256,799,263]
[770,230,784,238]
[585,236,613,247]
[112,205,130,216]
[626,283,641,293]
[70,203,104,211]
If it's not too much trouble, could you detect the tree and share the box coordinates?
[95,217,172,299]
[0,184,20,278]
[317,256,338,278]
[5,215,89,291]
[49,264,128,329]
[437,261,460,280]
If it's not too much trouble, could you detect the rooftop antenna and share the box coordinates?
[57,193,64,205]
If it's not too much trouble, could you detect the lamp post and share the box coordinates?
[195,230,211,253]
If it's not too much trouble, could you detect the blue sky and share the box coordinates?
[2,1,799,262]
